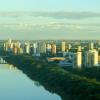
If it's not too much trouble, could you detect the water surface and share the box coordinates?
[0,64,61,100]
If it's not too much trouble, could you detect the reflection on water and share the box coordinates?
[0,64,61,100]
[34,81,41,87]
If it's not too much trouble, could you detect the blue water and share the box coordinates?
[0,64,61,100]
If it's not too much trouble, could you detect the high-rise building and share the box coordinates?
[83,50,98,67]
[33,43,37,54]
[4,39,13,51]
[16,41,21,48]
[10,43,14,49]
[13,44,18,54]
[72,51,82,68]
[89,42,94,50]
[68,44,71,50]
[8,38,12,44]
[18,48,23,54]
[37,42,46,54]
[94,50,98,67]
[30,45,33,55]
[51,44,56,55]
[47,44,51,52]
[78,46,82,52]
[3,43,8,51]
[24,43,30,54]
[61,41,66,52]
[77,52,82,68]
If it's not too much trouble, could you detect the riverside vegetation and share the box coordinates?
[2,52,100,100]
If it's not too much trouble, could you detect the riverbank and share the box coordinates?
[3,54,100,100]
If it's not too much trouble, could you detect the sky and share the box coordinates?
[0,0,100,39]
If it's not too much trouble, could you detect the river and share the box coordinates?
[0,64,61,100]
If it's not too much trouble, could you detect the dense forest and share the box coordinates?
[2,53,100,100]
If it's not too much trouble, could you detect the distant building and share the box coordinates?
[4,43,8,51]
[16,41,21,48]
[18,48,23,54]
[24,43,30,54]
[51,44,56,55]
[57,51,67,57]
[47,57,65,62]
[13,45,18,54]
[61,41,66,52]
[47,44,51,52]
[37,42,46,54]
[89,42,94,50]
[10,43,14,49]
[68,44,71,50]
[8,38,12,44]
[33,43,37,54]
[58,60,72,67]
[78,46,82,52]
[4,39,13,51]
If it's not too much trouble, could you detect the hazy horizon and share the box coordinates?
[0,0,100,40]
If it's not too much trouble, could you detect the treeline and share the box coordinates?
[63,67,100,82]
[3,54,100,100]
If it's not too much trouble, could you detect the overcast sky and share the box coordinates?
[0,0,100,40]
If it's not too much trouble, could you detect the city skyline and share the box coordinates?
[0,0,100,39]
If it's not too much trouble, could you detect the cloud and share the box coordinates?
[0,22,100,33]
[0,12,100,19]
[32,12,100,19]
